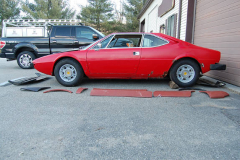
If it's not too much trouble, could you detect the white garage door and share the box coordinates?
[194,0,240,86]
[147,5,158,32]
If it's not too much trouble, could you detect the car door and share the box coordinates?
[136,34,172,78]
[50,26,76,53]
[72,27,100,49]
[87,34,142,77]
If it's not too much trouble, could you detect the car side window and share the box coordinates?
[143,35,168,47]
[55,27,71,37]
[76,27,96,40]
[107,35,142,48]
[93,35,113,49]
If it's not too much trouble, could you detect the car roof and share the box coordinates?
[109,32,181,43]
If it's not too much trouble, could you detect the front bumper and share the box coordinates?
[210,63,226,70]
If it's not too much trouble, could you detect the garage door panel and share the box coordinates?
[195,35,240,44]
[205,71,240,85]
[219,60,240,69]
[194,28,240,39]
[195,21,240,34]
[194,0,240,86]
[194,42,240,49]
[196,0,240,17]
[196,8,240,24]
[195,13,240,30]
[196,0,223,10]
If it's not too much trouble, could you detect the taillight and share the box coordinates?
[0,41,6,49]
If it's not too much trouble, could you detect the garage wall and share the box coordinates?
[194,0,240,86]
[148,5,158,32]
[139,0,162,33]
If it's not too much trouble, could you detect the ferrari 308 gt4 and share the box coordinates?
[33,33,226,87]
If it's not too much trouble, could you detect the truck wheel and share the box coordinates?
[54,58,84,87]
[17,51,36,69]
[170,59,200,87]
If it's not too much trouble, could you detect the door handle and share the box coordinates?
[133,52,140,55]
[74,40,79,44]
[52,40,57,43]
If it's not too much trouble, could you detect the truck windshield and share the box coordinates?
[89,27,105,38]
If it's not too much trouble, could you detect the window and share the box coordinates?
[166,14,177,37]
[140,20,145,32]
[55,27,71,37]
[107,35,142,48]
[76,27,96,40]
[143,35,168,47]
[93,35,114,49]
[160,24,165,34]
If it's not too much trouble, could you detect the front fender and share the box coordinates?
[33,50,88,76]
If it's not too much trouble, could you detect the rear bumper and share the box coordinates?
[210,63,226,70]
[0,52,6,58]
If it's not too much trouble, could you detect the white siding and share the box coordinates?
[157,0,179,36]
[139,0,189,41]
[147,5,158,32]
[140,0,162,33]
[180,0,188,40]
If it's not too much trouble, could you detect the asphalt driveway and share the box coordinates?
[0,59,240,160]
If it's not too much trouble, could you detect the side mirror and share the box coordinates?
[97,43,102,48]
[93,34,99,40]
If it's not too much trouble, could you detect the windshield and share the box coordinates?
[81,37,103,50]
[89,27,105,38]
[81,43,95,50]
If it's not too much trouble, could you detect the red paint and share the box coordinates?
[90,88,152,98]
[76,87,88,94]
[33,33,222,79]
[199,91,229,99]
[153,91,195,97]
[43,89,73,93]
[93,88,148,91]
[0,41,6,49]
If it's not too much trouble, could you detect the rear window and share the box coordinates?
[143,35,168,47]
[55,27,71,37]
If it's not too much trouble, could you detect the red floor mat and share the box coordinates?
[76,88,88,94]
[153,91,195,97]
[199,91,229,99]
[90,88,152,98]
[43,89,73,93]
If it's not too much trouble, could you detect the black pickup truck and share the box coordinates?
[0,25,104,69]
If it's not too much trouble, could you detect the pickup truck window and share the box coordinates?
[55,27,71,37]
[76,27,95,40]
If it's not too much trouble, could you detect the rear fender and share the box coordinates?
[172,54,203,72]
[13,42,38,57]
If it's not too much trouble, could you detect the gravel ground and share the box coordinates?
[0,58,240,160]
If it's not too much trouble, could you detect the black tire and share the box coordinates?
[17,51,36,69]
[170,59,200,87]
[54,58,84,87]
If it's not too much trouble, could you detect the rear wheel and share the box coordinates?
[17,51,36,69]
[54,58,84,87]
[170,59,200,87]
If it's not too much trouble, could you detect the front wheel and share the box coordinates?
[170,59,200,87]
[54,58,84,87]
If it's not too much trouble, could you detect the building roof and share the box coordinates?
[137,0,154,19]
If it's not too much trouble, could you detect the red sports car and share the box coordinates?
[33,33,226,87]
